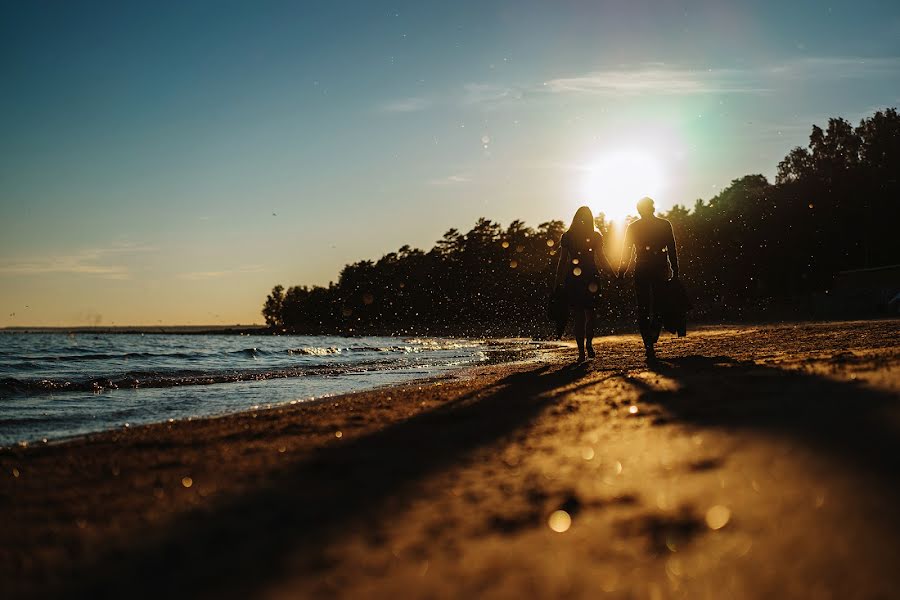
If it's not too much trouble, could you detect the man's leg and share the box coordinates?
[634,275,653,353]
[649,276,665,345]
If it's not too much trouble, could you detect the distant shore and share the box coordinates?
[0,324,268,335]
[2,320,899,598]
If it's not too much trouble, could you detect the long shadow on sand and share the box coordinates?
[60,364,589,599]
[630,355,900,484]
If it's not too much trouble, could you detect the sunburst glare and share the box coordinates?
[580,150,665,222]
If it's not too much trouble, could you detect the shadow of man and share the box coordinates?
[631,354,900,485]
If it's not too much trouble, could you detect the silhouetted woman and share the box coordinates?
[554,206,615,361]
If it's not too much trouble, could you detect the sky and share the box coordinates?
[1,0,899,326]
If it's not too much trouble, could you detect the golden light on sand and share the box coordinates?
[581,447,595,460]
[548,510,572,533]
[181,477,193,488]
[705,505,731,530]
[614,460,623,474]
[581,150,665,222]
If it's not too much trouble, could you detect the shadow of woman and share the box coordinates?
[61,364,589,599]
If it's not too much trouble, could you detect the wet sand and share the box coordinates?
[2,320,899,599]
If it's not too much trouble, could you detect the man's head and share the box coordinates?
[636,196,655,218]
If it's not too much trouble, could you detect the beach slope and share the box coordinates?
[2,320,899,599]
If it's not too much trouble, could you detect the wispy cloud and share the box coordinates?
[0,243,155,280]
[177,265,265,281]
[462,83,523,107]
[462,56,900,106]
[541,65,769,96]
[380,97,430,113]
[764,56,900,80]
[428,173,471,186]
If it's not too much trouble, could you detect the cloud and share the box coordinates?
[541,66,769,96]
[463,56,900,106]
[380,97,430,113]
[0,243,154,280]
[765,56,900,79]
[428,173,471,185]
[462,83,523,107]
[177,265,265,281]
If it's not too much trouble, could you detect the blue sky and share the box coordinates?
[2,1,899,325]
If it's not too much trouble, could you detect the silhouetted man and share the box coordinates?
[618,197,679,361]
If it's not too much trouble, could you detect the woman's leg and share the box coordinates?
[585,309,596,357]
[573,309,586,359]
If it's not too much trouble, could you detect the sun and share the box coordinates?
[580,150,665,223]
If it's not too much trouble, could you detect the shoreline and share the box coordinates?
[2,320,899,598]
[1,340,548,449]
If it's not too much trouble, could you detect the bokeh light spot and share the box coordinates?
[705,505,731,530]
[548,510,572,532]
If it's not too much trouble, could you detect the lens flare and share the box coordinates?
[582,150,665,222]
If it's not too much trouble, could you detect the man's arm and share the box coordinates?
[618,225,633,278]
[667,221,679,278]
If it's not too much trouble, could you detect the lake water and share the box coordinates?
[0,333,492,445]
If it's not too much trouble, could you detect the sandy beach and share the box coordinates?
[2,320,899,599]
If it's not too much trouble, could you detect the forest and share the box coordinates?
[262,109,900,337]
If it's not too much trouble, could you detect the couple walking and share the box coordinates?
[553,197,680,362]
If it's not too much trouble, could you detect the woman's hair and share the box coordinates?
[568,206,596,240]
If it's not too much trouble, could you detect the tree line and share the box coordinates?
[263,109,900,336]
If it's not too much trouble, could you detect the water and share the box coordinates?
[0,333,490,445]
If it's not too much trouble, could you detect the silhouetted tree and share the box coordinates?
[263,109,900,335]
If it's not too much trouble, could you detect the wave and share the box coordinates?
[0,364,371,394]
[287,347,341,356]
[2,343,477,365]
